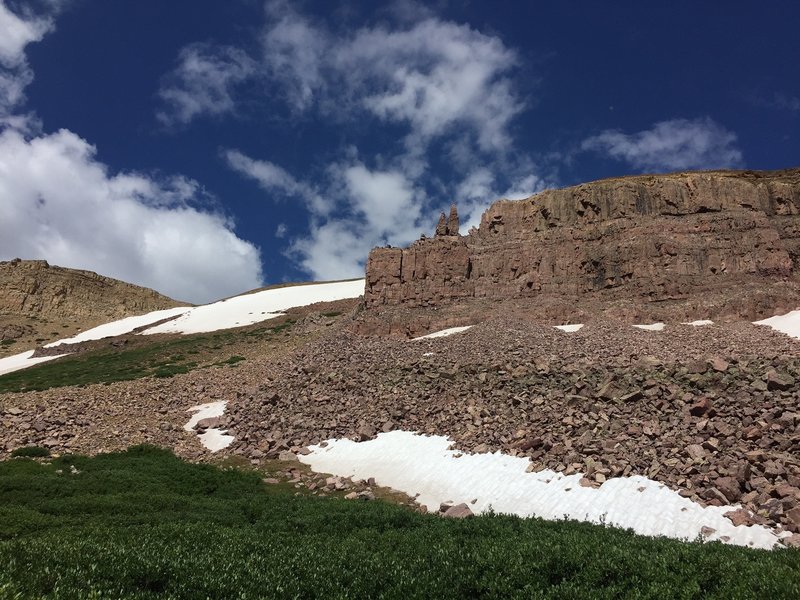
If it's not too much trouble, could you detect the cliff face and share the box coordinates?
[0,259,185,321]
[364,169,800,319]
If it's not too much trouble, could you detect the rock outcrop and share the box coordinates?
[0,259,184,321]
[0,259,187,353]
[365,169,800,321]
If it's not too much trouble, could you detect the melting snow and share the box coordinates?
[412,326,473,340]
[0,279,365,377]
[633,322,665,331]
[143,279,364,335]
[754,309,800,340]
[301,431,783,550]
[554,324,584,332]
[45,307,190,347]
[682,319,714,326]
[0,350,69,377]
[184,401,234,452]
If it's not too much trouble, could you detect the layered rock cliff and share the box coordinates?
[0,259,184,321]
[364,169,800,321]
[0,259,186,351]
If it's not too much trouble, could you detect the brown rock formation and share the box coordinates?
[0,259,187,352]
[0,259,184,320]
[435,213,447,236]
[446,203,460,236]
[364,168,800,321]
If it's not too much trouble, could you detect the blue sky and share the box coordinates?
[0,0,798,303]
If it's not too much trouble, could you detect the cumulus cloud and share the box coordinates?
[288,161,426,279]
[0,1,58,116]
[195,4,546,280]
[227,153,426,280]
[455,168,547,230]
[157,44,257,126]
[0,127,263,303]
[164,3,523,155]
[581,117,744,172]
[350,22,520,152]
[261,2,327,112]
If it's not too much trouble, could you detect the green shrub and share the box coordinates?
[0,445,798,598]
[10,446,50,458]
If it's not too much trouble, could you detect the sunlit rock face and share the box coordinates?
[365,169,800,321]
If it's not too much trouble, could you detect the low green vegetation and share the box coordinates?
[0,320,295,393]
[9,446,49,458]
[0,339,15,347]
[0,446,798,598]
[212,355,246,367]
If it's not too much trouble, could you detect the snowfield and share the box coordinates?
[144,279,365,335]
[45,307,190,347]
[0,350,70,377]
[412,326,473,340]
[0,279,365,376]
[754,310,800,339]
[301,431,785,550]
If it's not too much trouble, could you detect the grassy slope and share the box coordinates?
[0,320,295,393]
[0,447,798,599]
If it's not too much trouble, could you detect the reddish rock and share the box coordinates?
[364,169,800,320]
[714,476,742,503]
[689,398,714,417]
[708,357,729,372]
[784,534,800,548]
[443,503,474,518]
[766,370,795,391]
[724,508,754,527]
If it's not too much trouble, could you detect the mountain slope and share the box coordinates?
[0,259,187,355]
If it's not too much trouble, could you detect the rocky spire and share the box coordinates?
[435,212,447,236]
[446,203,460,236]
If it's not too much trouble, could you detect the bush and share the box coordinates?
[10,446,50,458]
[0,445,798,598]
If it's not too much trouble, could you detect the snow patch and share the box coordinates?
[412,326,473,340]
[184,401,234,452]
[633,322,665,331]
[0,350,70,377]
[754,310,800,339]
[45,307,189,347]
[554,324,584,332]
[144,279,364,335]
[300,431,782,550]
[682,320,714,326]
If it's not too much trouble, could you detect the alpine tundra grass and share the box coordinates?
[0,446,798,599]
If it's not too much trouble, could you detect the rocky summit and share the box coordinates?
[365,169,800,324]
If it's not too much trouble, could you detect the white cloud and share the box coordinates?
[581,117,744,172]
[223,148,328,215]
[274,223,287,238]
[167,4,523,155]
[455,168,547,230]
[286,161,427,280]
[157,44,257,126]
[771,93,800,113]
[197,5,545,280]
[261,3,326,111]
[0,2,59,116]
[0,127,263,303]
[270,12,523,154]
[0,2,52,67]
